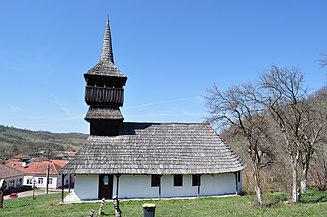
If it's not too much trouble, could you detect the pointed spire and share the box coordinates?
[100,19,114,64]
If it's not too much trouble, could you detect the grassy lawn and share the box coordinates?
[1,190,326,217]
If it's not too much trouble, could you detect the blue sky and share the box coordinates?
[0,1,326,133]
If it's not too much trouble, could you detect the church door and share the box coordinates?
[98,174,113,199]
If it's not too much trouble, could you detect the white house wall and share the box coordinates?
[73,172,241,200]
[23,175,33,186]
[3,175,24,190]
[23,175,59,189]
[201,173,236,196]
[115,173,238,199]
[113,175,158,199]
[161,174,197,198]
[74,175,98,200]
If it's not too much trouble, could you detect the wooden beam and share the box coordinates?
[61,174,67,203]
[68,173,71,193]
[234,172,238,195]
[115,174,120,199]
[45,164,50,195]
[159,175,162,200]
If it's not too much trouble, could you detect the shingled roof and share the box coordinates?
[62,122,246,175]
[85,107,123,120]
[0,163,25,179]
[85,61,126,78]
[84,20,126,78]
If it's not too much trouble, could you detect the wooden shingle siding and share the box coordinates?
[85,108,123,120]
[85,87,124,106]
[62,123,246,175]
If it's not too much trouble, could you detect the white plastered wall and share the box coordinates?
[161,174,198,198]
[113,175,159,199]
[73,172,241,200]
[200,173,236,196]
[23,175,58,189]
[74,174,98,200]
[114,173,238,199]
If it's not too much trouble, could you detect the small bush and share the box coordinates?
[301,190,327,203]
[273,192,288,203]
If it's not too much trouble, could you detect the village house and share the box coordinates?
[5,158,71,189]
[0,163,25,192]
[62,20,246,200]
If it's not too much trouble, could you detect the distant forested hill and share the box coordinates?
[0,125,88,159]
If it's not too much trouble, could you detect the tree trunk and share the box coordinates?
[255,184,263,207]
[300,147,312,194]
[253,165,263,207]
[291,155,300,203]
[301,159,309,194]
[300,176,307,194]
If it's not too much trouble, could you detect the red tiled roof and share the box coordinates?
[5,160,68,175]
[51,160,68,168]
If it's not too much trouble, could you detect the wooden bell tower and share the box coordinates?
[84,20,127,136]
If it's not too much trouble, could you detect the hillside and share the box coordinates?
[0,125,88,159]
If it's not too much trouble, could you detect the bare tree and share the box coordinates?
[298,92,327,193]
[307,88,327,190]
[311,142,327,190]
[259,66,307,203]
[205,83,273,207]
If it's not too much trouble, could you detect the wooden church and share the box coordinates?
[62,20,246,200]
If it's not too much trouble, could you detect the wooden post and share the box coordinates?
[234,172,238,195]
[61,174,65,203]
[45,164,50,194]
[115,174,120,198]
[113,197,121,217]
[98,198,105,216]
[159,175,162,200]
[197,175,201,198]
[32,178,36,200]
[68,173,71,193]
[113,174,121,217]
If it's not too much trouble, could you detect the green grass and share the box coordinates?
[1,191,327,217]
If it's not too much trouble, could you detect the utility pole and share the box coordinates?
[45,164,50,194]
[68,173,71,193]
